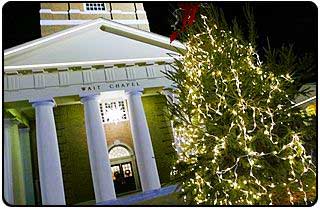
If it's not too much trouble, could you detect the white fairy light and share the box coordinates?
[169,12,316,206]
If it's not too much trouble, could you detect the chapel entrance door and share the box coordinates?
[111,162,137,194]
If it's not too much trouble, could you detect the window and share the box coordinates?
[99,99,128,124]
[111,165,120,180]
[122,163,133,177]
[109,146,131,159]
[85,3,106,11]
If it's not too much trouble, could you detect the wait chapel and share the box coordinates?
[4,2,317,206]
[3,2,184,205]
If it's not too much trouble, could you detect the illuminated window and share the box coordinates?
[122,163,133,177]
[99,100,128,124]
[111,165,120,180]
[85,3,106,11]
[109,146,131,159]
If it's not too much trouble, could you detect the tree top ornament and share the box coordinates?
[170,3,200,43]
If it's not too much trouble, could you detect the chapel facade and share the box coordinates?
[3,2,184,205]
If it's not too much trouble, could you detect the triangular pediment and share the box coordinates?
[4,18,184,71]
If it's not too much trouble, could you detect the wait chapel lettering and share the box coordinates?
[109,82,140,89]
[81,82,140,91]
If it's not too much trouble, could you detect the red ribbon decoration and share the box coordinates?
[170,31,179,43]
[170,3,200,43]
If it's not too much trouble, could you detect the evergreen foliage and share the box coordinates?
[166,4,316,205]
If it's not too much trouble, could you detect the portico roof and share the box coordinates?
[4,18,185,72]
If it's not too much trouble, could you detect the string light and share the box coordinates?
[169,13,316,205]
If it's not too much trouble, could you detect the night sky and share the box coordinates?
[2,2,317,76]
[144,1,317,57]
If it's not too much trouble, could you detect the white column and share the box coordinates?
[19,128,35,205]
[10,120,26,205]
[3,119,14,205]
[126,89,161,191]
[80,94,116,203]
[31,99,65,205]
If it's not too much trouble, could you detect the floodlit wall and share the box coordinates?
[53,104,95,205]
[142,95,175,184]
[104,121,134,149]
[10,123,26,205]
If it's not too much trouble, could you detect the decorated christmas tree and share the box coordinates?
[166,4,316,205]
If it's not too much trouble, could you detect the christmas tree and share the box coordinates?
[166,4,316,205]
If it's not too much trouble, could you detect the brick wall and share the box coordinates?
[53,104,95,205]
[41,3,69,11]
[104,121,134,149]
[142,95,175,184]
[29,121,42,205]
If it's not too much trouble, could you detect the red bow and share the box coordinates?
[180,3,200,29]
[170,3,200,43]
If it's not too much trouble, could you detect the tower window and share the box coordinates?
[85,3,106,11]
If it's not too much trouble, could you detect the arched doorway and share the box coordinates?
[108,144,140,195]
